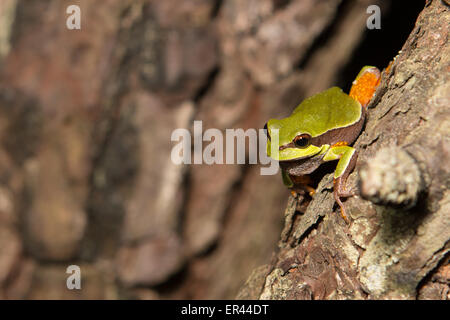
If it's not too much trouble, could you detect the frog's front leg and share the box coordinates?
[323,144,358,222]
[282,170,315,197]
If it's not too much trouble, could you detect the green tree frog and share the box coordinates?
[265,66,381,222]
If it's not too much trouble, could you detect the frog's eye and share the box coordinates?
[264,123,270,141]
[293,134,311,148]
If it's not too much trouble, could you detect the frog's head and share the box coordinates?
[265,87,362,161]
[265,117,323,161]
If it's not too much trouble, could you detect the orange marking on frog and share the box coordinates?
[331,141,348,148]
[349,69,381,108]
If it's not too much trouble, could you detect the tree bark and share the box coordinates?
[237,0,449,300]
[0,0,445,300]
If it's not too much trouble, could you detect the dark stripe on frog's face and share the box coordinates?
[272,108,365,162]
[267,87,365,161]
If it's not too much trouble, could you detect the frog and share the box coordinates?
[265,66,381,222]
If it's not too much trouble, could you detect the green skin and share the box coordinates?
[265,67,377,220]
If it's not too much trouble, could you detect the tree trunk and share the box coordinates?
[238,0,449,300]
[0,0,445,300]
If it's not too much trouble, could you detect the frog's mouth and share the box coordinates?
[267,140,324,161]
[278,149,323,162]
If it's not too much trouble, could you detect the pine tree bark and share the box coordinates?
[0,0,447,300]
[237,0,450,300]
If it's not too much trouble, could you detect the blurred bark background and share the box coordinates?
[0,0,438,300]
